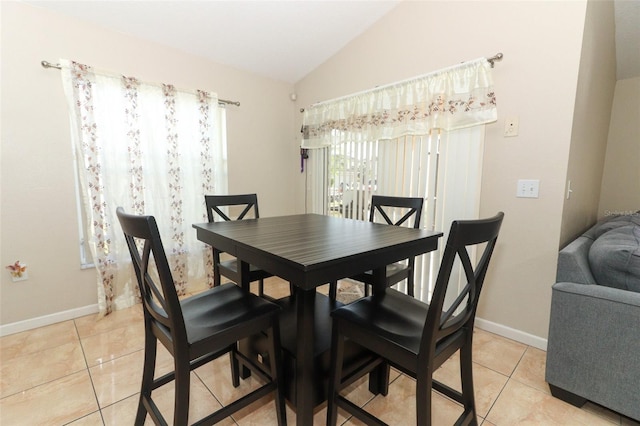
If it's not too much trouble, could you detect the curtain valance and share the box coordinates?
[302,58,497,148]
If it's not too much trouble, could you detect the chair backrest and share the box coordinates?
[420,212,504,358]
[369,195,424,229]
[116,207,187,346]
[205,194,260,222]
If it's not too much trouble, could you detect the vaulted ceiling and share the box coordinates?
[23,0,640,83]
[24,0,400,83]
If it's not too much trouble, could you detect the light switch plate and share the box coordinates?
[517,179,539,198]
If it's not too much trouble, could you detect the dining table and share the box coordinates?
[193,213,442,425]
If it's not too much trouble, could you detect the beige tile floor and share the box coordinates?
[1,277,639,425]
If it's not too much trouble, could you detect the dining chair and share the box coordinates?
[326,212,504,426]
[204,194,275,297]
[116,207,287,426]
[329,195,424,300]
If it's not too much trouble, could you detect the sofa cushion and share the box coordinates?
[589,224,640,293]
[586,214,640,240]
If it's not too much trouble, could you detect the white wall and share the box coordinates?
[561,0,617,245]
[598,76,640,216]
[0,2,298,326]
[294,0,588,341]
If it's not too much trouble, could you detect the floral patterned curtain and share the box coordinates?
[61,59,228,315]
[302,58,496,148]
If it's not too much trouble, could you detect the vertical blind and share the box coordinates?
[307,127,484,300]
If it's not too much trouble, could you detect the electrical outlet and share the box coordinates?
[504,117,519,137]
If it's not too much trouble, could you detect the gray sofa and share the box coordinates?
[546,214,640,421]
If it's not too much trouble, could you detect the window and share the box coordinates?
[301,59,496,301]
[61,59,228,314]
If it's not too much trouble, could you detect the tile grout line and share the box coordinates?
[480,342,530,425]
[193,368,241,425]
[480,369,511,425]
[0,320,95,401]
[72,317,106,426]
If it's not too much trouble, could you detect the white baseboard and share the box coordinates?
[475,317,548,351]
[0,304,100,337]
[1,304,549,351]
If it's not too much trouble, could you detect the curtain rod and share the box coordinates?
[299,53,503,113]
[40,60,240,107]
[486,52,503,68]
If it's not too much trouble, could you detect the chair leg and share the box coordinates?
[213,268,221,287]
[266,320,287,426]
[407,273,414,297]
[459,338,478,424]
[212,249,222,287]
[327,322,345,426]
[368,362,390,396]
[173,354,191,426]
[136,331,157,425]
[258,279,265,297]
[416,374,433,426]
[329,281,337,301]
[230,349,240,388]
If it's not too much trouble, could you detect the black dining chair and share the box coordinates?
[116,207,286,426]
[205,194,275,297]
[329,195,424,300]
[326,212,504,426]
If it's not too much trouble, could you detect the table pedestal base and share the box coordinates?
[242,292,381,410]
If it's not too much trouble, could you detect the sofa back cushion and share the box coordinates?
[589,224,640,293]
[585,214,640,240]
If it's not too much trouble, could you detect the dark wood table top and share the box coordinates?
[193,213,442,290]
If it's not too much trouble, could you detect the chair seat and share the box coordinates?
[219,259,274,281]
[350,262,410,283]
[181,284,281,350]
[333,290,426,351]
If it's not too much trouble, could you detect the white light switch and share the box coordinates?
[517,179,539,198]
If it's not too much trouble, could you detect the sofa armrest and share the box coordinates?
[546,282,640,421]
[551,281,640,305]
[557,237,597,284]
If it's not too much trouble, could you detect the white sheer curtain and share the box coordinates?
[61,59,228,315]
[302,58,495,301]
